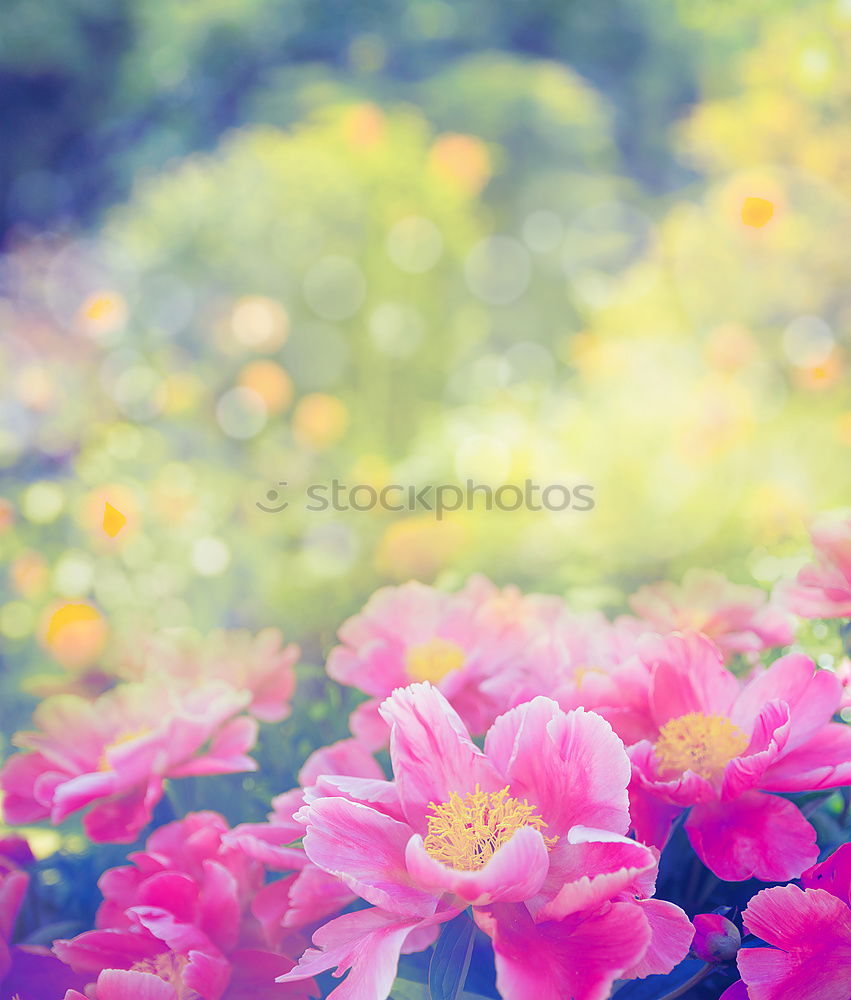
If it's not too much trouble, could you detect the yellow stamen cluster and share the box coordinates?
[405,637,466,683]
[654,712,749,781]
[424,785,557,871]
[130,954,200,1000]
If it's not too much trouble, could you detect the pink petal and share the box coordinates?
[91,969,179,1000]
[801,843,851,904]
[721,702,790,800]
[644,632,740,725]
[53,929,163,973]
[380,683,502,833]
[760,723,851,792]
[531,830,658,921]
[686,792,818,881]
[731,654,840,751]
[276,908,435,1000]
[484,699,631,837]
[476,900,652,1000]
[297,738,383,786]
[618,898,695,979]
[739,885,851,1000]
[404,825,549,905]
[300,797,437,916]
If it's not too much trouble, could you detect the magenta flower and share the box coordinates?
[629,569,793,659]
[277,683,693,1000]
[120,627,299,724]
[1,679,259,843]
[724,844,851,1000]
[628,632,851,880]
[55,811,317,1000]
[781,512,851,618]
[326,577,559,745]
[0,844,88,999]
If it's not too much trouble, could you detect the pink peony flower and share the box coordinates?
[277,683,693,1000]
[488,611,655,745]
[0,842,89,999]
[726,844,851,1000]
[55,811,317,1000]
[326,577,561,746]
[117,628,299,724]
[629,569,794,659]
[628,631,851,881]
[1,679,259,843]
[781,511,851,619]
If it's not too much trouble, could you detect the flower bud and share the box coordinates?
[692,913,741,963]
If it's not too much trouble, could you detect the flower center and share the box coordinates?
[405,638,466,683]
[654,712,749,780]
[130,953,200,1000]
[97,727,151,771]
[424,785,557,871]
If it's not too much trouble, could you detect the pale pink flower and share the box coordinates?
[1,680,258,843]
[278,683,693,1000]
[118,628,299,724]
[781,512,851,619]
[629,569,793,659]
[628,631,851,881]
[327,577,561,746]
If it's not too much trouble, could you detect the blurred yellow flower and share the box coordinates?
[293,394,349,450]
[40,601,108,669]
[429,133,492,195]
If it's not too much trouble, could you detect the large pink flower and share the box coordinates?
[781,512,851,618]
[727,844,851,1000]
[0,841,89,999]
[629,569,793,658]
[277,683,693,1000]
[118,628,299,724]
[628,632,851,880]
[1,679,258,843]
[326,577,560,745]
[55,811,316,1000]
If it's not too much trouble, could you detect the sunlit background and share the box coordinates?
[2,0,850,751]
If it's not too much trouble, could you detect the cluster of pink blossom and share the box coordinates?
[1,512,850,999]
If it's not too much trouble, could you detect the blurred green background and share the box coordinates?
[2,0,850,731]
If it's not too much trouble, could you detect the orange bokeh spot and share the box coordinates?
[238,361,293,413]
[42,603,108,669]
[0,498,15,533]
[740,196,774,228]
[82,485,139,542]
[376,516,467,582]
[344,103,386,148]
[429,133,491,196]
[11,552,49,597]
[102,501,127,538]
[293,394,349,450]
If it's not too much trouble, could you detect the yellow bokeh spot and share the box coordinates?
[740,196,774,228]
[77,290,128,336]
[837,412,851,446]
[238,361,293,413]
[429,133,492,196]
[293,394,349,450]
[102,501,127,538]
[82,485,138,542]
[424,785,557,871]
[42,603,108,669]
[405,637,466,683]
[229,296,289,351]
[654,713,749,780]
[376,517,467,582]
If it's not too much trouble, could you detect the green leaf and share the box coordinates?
[428,911,477,1000]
